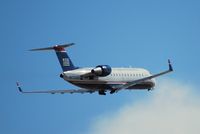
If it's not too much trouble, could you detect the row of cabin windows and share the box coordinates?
[110,73,147,77]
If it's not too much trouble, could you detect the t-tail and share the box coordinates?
[30,43,77,71]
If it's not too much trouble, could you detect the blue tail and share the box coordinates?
[54,44,76,71]
[30,43,77,71]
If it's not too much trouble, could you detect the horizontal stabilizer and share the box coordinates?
[29,43,74,51]
[29,42,77,71]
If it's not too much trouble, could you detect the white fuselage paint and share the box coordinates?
[62,67,156,90]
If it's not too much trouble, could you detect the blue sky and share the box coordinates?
[1,0,200,134]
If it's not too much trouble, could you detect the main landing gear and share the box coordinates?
[110,89,116,94]
[148,88,154,91]
[98,89,117,95]
[98,90,106,95]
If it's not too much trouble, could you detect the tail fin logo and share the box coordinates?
[63,58,70,66]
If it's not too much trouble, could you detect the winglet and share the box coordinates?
[16,82,23,93]
[168,59,173,71]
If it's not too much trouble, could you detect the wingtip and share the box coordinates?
[168,59,173,71]
[16,82,23,92]
[168,59,171,64]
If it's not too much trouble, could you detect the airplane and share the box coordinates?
[17,43,173,95]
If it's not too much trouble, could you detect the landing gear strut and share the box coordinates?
[98,90,106,95]
[110,90,116,94]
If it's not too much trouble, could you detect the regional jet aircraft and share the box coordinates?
[17,43,173,95]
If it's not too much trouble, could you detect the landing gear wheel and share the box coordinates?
[99,90,106,95]
[110,90,116,94]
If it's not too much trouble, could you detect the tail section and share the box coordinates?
[30,43,77,71]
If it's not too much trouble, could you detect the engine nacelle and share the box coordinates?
[91,65,112,77]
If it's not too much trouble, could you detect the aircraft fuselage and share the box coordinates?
[62,67,155,91]
[17,44,173,95]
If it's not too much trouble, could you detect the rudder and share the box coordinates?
[53,45,76,71]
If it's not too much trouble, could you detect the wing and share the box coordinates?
[114,59,173,91]
[16,82,95,94]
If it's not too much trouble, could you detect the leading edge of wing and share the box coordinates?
[16,82,94,94]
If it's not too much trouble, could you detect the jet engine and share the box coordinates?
[91,65,112,77]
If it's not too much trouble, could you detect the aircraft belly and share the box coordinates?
[72,83,112,90]
[67,80,155,90]
[67,80,119,89]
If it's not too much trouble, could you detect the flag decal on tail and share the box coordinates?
[63,58,70,66]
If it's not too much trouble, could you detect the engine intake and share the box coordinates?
[91,65,112,77]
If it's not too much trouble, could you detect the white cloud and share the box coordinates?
[88,79,200,134]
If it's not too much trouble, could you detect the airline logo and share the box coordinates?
[63,58,70,66]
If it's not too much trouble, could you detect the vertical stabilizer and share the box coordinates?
[30,43,77,71]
